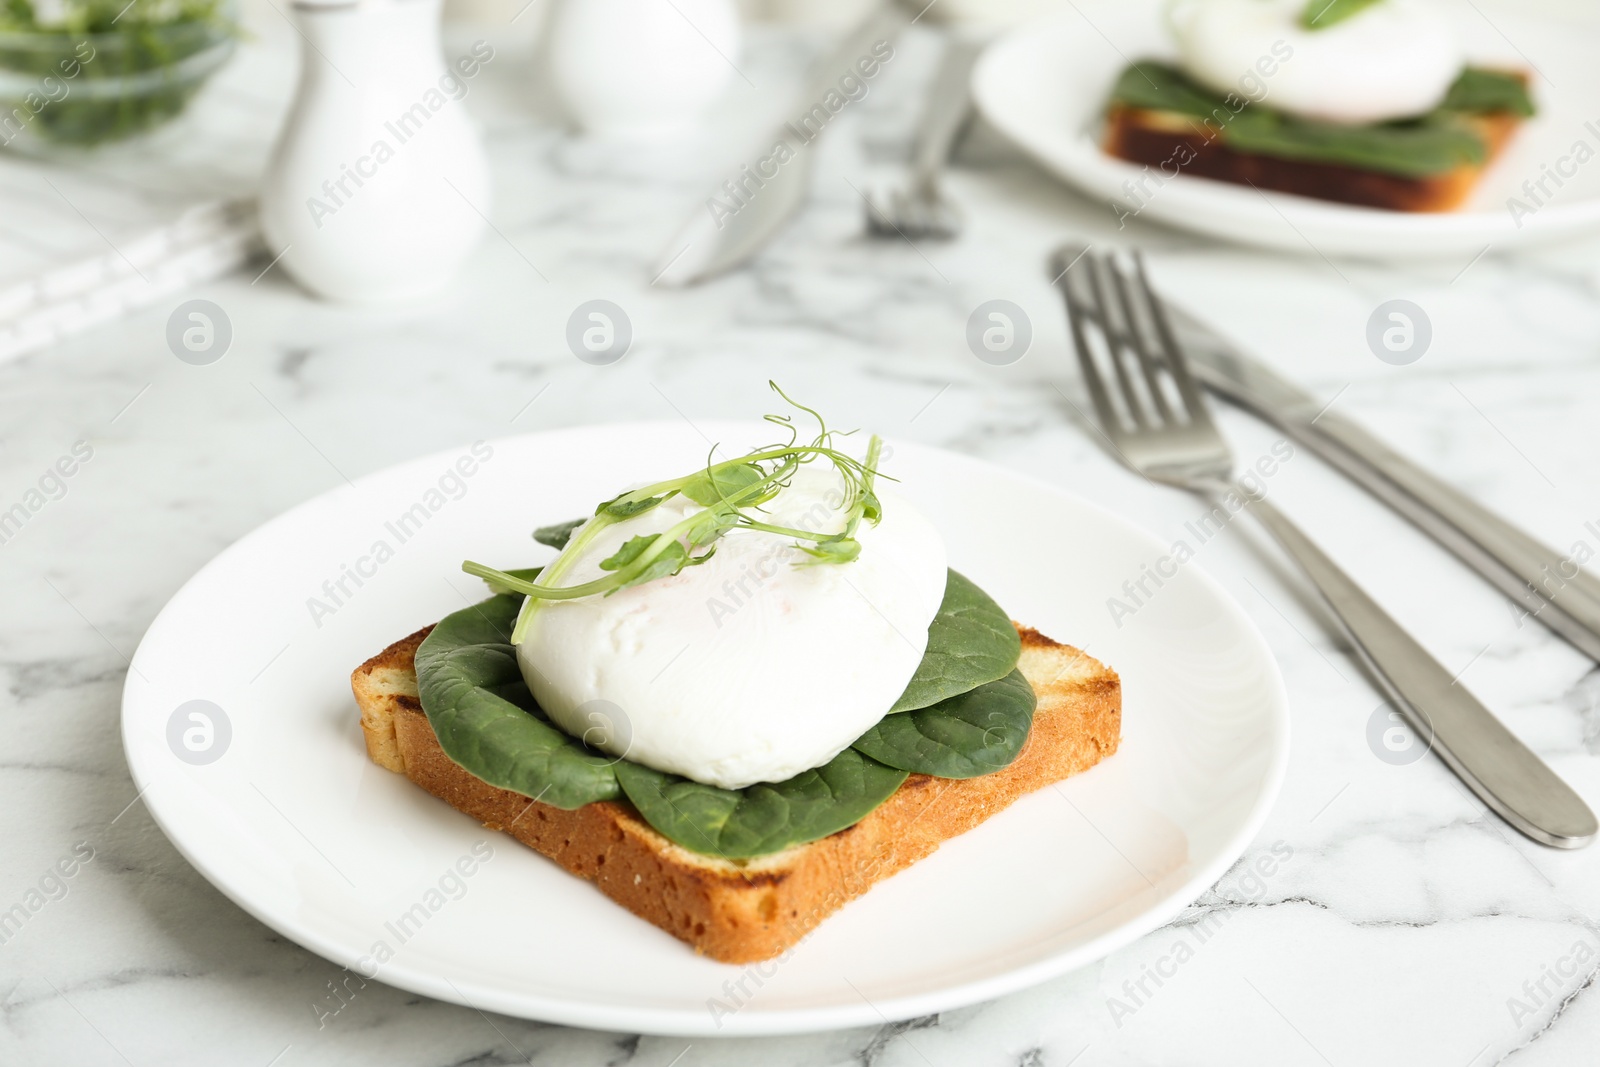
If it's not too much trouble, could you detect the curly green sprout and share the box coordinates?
[464,383,887,645]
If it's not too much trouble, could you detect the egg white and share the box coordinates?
[516,467,948,790]
[1172,0,1464,125]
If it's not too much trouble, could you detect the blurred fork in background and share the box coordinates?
[862,36,980,241]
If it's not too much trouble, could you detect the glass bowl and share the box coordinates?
[0,9,236,152]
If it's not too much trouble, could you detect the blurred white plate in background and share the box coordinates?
[973,0,1600,258]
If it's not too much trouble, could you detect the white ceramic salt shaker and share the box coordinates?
[547,0,740,137]
[260,0,491,302]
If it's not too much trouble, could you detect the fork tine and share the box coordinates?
[1131,253,1216,433]
[1084,251,1152,429]
[1053,246,1122,438]
[1105,253,1174,424]
[902,189,926,238]
[898,189,922,238]
[1051,241,1235,488]
[865,189,889,234]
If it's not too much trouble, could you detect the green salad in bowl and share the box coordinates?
[0,0,237,151]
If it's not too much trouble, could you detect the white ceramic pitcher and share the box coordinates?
[547,0,740,137]
[260,0,491,302]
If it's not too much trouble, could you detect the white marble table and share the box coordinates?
[4,5,1600,1066]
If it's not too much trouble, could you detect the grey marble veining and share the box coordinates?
[3,2,1600,1065]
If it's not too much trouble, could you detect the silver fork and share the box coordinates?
[1051,242,1596,850]
[863,37,979,241]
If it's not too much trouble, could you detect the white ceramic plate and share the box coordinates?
[972,0,1600,258]
[122,423,1289,1036]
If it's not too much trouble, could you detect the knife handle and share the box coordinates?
[911,38,980,181]
[1166,300,1600,664]
[1306,412,1600,663]
[1237,490,1596,848]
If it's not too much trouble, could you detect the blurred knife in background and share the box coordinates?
[652,1,907,287]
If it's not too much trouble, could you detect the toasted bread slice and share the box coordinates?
[1103,103,1523,212]
[351,623,1120,963]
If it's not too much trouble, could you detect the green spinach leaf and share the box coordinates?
[415,594,621,810]
[853,669,1035,778]
[417,571,1031,856]
[1106,62,1526,178]
[533,518,585,549]
[478,566,543,595]
[890,569,1021,713]
[1225,114,1485,178]
[1440,68,1535,117]
[612,749,908,860]
[1300,0,1381,29]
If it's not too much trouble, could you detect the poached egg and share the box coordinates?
[516,467,948,790]
[1171,0,1464,125]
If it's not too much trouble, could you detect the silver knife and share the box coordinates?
[652,2,907,287]
[1166,302,1600,663]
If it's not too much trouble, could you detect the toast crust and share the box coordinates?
[351,623,1120,963]
[1102,103,1523,212]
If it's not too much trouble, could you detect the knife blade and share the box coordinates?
[652,3,907,287]
[1165,301,1600,663]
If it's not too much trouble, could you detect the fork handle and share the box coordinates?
[1234,490,1596,848]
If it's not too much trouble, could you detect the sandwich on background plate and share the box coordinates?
[1101,0,1535,211]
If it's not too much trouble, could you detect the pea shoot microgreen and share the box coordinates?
[463,383,887,644]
